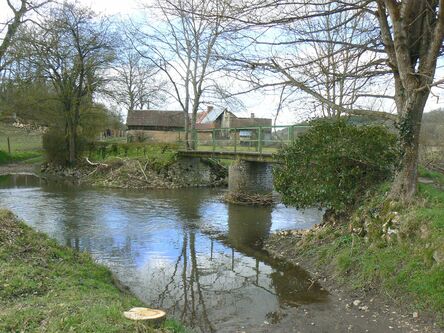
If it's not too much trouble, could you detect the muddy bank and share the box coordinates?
[41,156,227,189]
[0,163,39,175]
[264,230,442,333]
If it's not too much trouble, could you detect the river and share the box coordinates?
[0,174,327,332]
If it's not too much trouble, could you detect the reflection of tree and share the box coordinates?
[156,230,215,333]
[12,181,329,331]
[0,174,41,188]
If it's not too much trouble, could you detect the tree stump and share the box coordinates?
[124,307,166,331]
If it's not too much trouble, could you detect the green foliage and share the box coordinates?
[0,80,60,126]
[274,119,400,213]
[0,150,41,165]
[87,142,179,170]
[42,129,69,165]
[80,104,123,140]
[0,209,190,333]
[42,129,89,166]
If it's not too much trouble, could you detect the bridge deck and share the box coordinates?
[178,150,275,163]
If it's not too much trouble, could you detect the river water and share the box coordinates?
[0,174,328,332]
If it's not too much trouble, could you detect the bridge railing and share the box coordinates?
[190,125,310,153]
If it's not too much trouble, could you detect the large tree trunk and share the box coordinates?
[190,106,198,150]
[68,128,76,165]
[184,111,190,150]
[390,138,420,202]
[390,90,429,202]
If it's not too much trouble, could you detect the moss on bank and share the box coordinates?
[266,169,444,326]
[0,210,190,333]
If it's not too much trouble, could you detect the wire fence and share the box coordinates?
[0,134,43,153]
[190,125,310,153]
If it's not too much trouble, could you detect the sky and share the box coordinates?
[2,0,444,124]
[71,0,444,120]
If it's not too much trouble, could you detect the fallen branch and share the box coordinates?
[85,157,108,167]
[137,160,149,182]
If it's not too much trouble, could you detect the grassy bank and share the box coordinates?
[267,168,444,325]
[0,150,42,165]
[0,210,189,333]
[0,122,43,166]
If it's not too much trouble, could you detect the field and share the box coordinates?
[0,122,43,152]
[0,123,43,165]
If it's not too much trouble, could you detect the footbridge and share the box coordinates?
[179,125,309,196]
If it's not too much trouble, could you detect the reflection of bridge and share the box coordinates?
[179,125,309,195]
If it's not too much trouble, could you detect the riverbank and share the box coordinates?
[0,209,189,333]
[265,168,444,332]
[41,143,227,189]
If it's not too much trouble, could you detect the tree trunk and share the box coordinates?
[390,90,428,202]
[190,109,198,150]
[184,111,190,149]
[68,129,76,165]
[390,140,420,202]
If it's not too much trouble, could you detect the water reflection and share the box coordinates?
[227,204,272,248]
[0,173,41,188]
[0,174,327,332]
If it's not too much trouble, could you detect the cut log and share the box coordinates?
[123,307,166,329]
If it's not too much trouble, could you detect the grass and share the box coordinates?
[0,122,43,152]
[0,122,44,165]
[0,150,42,165]
[297,168,444,324]
[89,142,179,171]
[0,210,191,333]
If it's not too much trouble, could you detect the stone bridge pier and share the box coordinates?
[228,160,273,195]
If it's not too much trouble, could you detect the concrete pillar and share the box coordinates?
[228,160,273,195]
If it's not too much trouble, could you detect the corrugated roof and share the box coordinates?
[198,108,226,124]
[127,110,186,128]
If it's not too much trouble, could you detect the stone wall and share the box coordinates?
[228,160,273,194]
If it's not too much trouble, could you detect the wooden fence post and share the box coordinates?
[212,129,215,152]
[234,128,237,153]
[7,137,11,154]
[258,127,263,154]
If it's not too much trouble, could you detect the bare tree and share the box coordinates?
[227,0,444,202]
[112,46,167,111]
[301,5,387,118]
[133,0,235,148]
[0,0,51,74]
